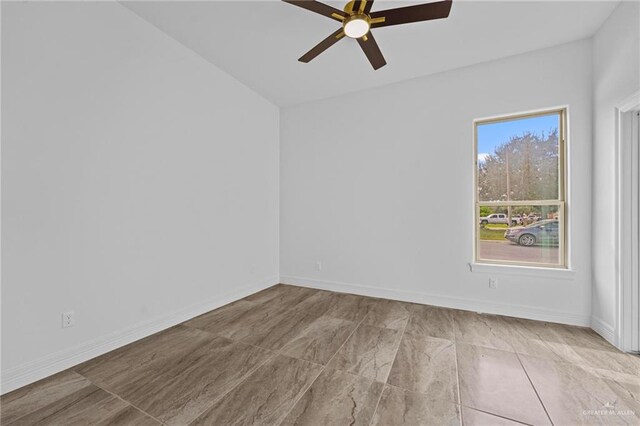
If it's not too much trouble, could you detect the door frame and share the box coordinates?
[616,90,640,353]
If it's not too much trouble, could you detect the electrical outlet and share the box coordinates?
[315,261,322,272]
[489,278,498,289]
[62,311,75,328]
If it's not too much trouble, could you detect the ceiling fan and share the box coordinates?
[282,0,453,70]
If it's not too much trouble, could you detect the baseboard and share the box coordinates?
[590,316,616,346]
[0,275,279,395]
[280,275,592,327]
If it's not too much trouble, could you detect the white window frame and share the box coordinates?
[472,108,569,270]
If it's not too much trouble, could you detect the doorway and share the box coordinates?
[618,94,640,353]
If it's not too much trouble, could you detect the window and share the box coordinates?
[474,109,566,268]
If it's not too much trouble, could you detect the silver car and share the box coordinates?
[504,219,559,246]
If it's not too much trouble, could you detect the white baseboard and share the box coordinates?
[591,316,616,346]
[280,275,592,327]
[0,276,279,395]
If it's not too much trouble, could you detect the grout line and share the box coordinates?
[453,342,463,426]
[82,324,278,425]
[514,352,555,426]
[273,362,325,425]
[383,381,459,404]
[179,289,342,423]
[195,349,279,419]
[382,314,409,385]
[8,384,105,426]
[460,404,533,426]
[275,313,370,425]
[450,309,463,425]
[179,348,280,424]
[324,312,370,368]
[367,311,411,426]
[77,375,166,425]
[456,314,549,426]
[450,312,458,344]
[454,321,537,426]
[179,322,281,358]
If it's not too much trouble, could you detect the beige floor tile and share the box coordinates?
[493,317,570,363]
[281,368,384,425]
[2,375,158,426]
[461,406,525,425]
[241,291,333,350]
[551,324,618,352]
[325,292,375,322]
[190,288,324,344]
[1,371,92,425]
[211,301,294,342]
[280,315,358,364]
[14,390,128,425]
[362,299,411,330]
[520,354,640,425]
[518,320,599,364]
[182,299,256,331]
[453,311,514,352]
[75,325,213,387]
[371,385,461,426]
[387,334,458,403]
[405,304,455,340]
[191,354,323,425]
[78,328,274,425]
[182,299,269,339]
[327,324,402,381]
[574,345,640,377]
[243,284,317,306]
[591,368,640,403]
[456,343,551,425]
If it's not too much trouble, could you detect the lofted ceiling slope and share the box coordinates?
[122,0,619,106]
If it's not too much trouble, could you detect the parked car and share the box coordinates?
[479,213,507,225]
[479,213,521,226]
[511,215,524,225]
[526,214,541,222]
[504,219,559,246]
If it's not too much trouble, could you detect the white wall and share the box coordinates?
[591,1,640,339]
[281,40,593,325]
[1,2,279,392]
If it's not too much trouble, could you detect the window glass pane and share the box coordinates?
[477,113,560,202]
[477,205,561,266]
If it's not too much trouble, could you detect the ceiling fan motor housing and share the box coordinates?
[343,13,371,38]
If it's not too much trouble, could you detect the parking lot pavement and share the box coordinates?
[478,240,560,265]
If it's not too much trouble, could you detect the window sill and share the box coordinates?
[468,262,576,280]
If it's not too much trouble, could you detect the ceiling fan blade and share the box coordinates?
[370,0,452,28]
[352,0,372,14]
[299,28,345,63]
[357,32,386,70]
[282,0,346,21]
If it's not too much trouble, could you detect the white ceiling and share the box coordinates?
[123,0,619,106]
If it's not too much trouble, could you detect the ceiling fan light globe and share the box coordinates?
[343,16,370,38]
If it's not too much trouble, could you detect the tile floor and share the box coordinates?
[2,284,639,425]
